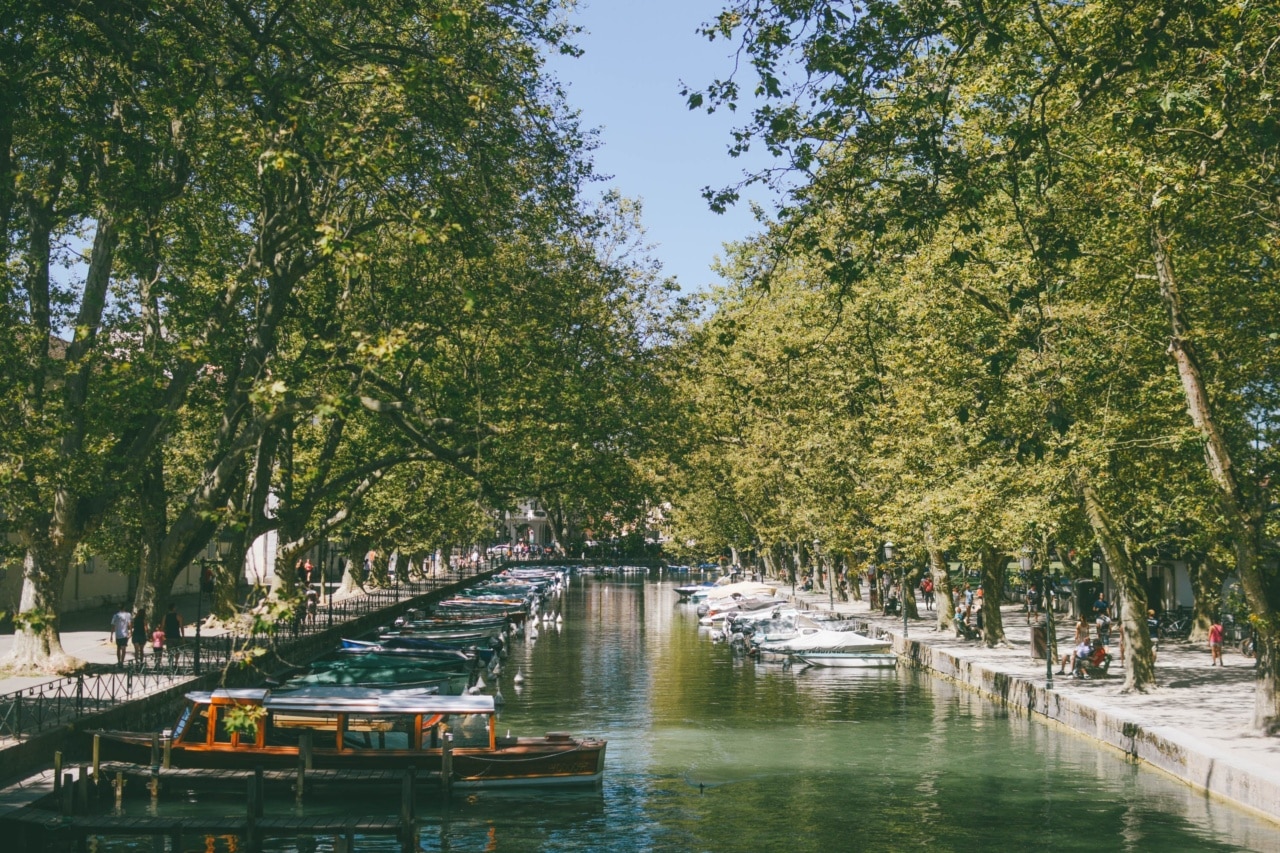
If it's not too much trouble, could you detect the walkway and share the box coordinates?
[783,582,1280,824]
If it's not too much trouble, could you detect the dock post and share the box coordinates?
[254,765,265,817]
[245,775,258,851]
[150,733,160,770]
[93,734,101,782]
[296,752,305,804]
[75,765,89,812]
[149,766,160,804]
[400,765,417,850]
[163,732,172,769]
[114,771,125,808]
[61,772,74,815]
[440,730,452,795]
[300,730,314,770]
[53,751,63,797]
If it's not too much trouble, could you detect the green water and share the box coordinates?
[88,571,1280,852]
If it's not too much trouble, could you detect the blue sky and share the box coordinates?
[544,1,776,293]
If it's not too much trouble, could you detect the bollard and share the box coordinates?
[300,730,314,771]
[400,765,416,840]
[440,730,452,795]
[245,776,258,851]
[75,766,89,813]
[61,772,74,815]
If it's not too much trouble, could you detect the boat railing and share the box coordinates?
[0,560,498,743]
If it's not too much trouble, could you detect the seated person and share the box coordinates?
[1089,639,1108,669]
[1071,640,1093,677]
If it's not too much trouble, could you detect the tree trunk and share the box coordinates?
[1078,473,1157,692]
[1188,556,1226,643]
[3,547,79,673]
[927,537,955,633]
[1151,221,1276,728]
[978,545,1007,647]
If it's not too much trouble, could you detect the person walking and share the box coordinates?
[1209,619,1225,666]
[151,622,166,666]
[163,603,184,648]
[109,605,132,667]
[920,576,935,611]
[1147,609,1160,661]
[130,608,148,667]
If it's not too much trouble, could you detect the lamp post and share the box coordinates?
[885,541,906,637]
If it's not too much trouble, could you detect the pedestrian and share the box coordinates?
[1209,618,1225,666]
[152,622,166,666]
[1091,591,1110,621]
[163,603,184,648]
[920,576,935,610]
[131,608,148,667]
[109,605,132,667]
[304,558,314,584]
[1147,609,1160,661]
[1096,610,1112,646]
[296,559,309,587]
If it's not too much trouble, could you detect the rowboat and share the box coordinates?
[97,687,606,787]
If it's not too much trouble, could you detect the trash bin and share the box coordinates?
[1030,622,1048,659]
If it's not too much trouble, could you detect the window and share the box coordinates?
[266,712,339,750]
[343,714,412,750]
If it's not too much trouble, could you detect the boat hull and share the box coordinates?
[795,652,899,668]
[96,732,606,786]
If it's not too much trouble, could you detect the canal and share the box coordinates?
[93,570,1280,851]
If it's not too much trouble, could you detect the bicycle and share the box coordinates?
[1159,608,1194,640]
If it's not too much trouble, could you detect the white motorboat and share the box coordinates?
[756,627,891,654]
[795,652,898,668]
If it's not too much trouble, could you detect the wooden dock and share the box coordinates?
[0,762,427,852]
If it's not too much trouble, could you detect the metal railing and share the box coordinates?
[0,561,492,742]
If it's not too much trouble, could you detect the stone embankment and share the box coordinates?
[785,585,1280,825]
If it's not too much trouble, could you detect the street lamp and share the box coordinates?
[885,541,906,637]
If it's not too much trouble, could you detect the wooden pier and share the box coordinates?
[0,761,430,852]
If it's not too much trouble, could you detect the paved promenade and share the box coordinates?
[0,592,229,695]
[782,582,1280,824]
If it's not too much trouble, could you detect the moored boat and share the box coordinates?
[97,687,606,787]
[794,652,899,668]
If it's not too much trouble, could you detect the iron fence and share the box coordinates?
[0,561,492,742]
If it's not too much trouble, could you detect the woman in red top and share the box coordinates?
[1208,620,1225,666]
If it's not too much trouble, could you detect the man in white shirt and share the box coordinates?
[109,606,132,667]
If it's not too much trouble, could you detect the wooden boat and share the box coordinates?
[795,652,899,668]
[339,637,497,666]
[98,687,606,787]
